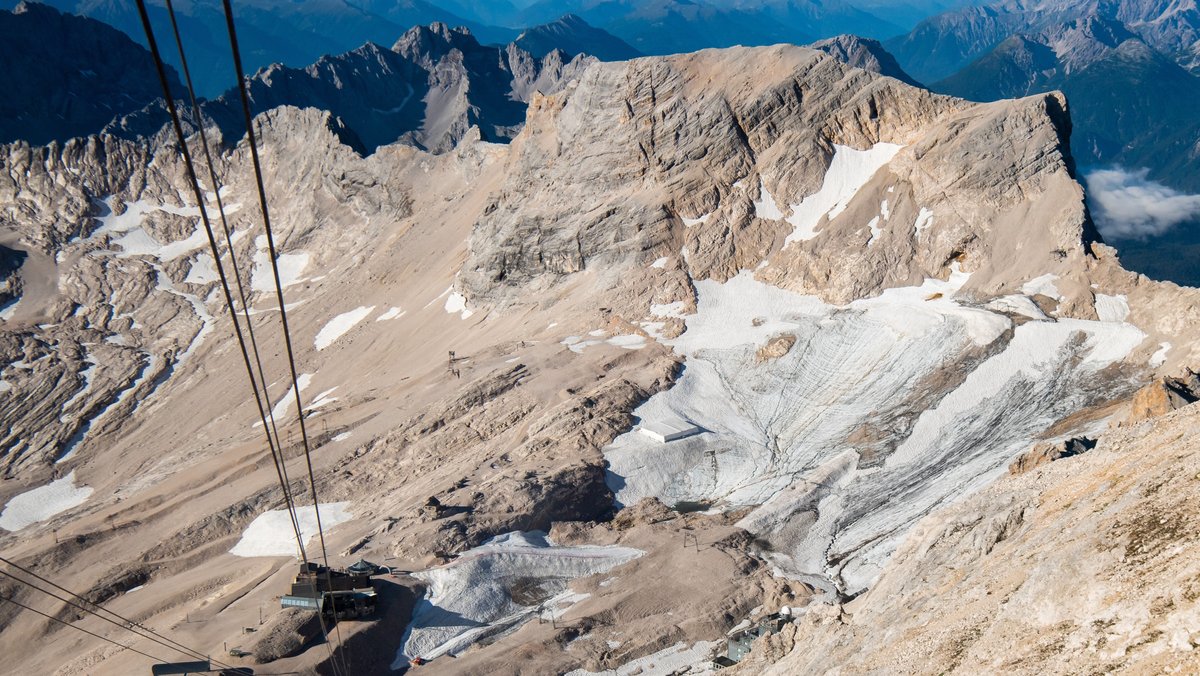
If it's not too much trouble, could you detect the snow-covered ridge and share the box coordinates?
[604,267,1148,595]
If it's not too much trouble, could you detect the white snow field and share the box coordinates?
[784,143,903,244]
[604,268,1148,596]
[394,532,644,666]
[314,306,375,350]
[229,502,353,557]
[0,471,94,531]
[259,373,314,426]
[251,235,309,292]
[444,290,474,319]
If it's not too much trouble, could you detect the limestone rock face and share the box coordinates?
[459,46,1098,314]
[1125,370,1200,422]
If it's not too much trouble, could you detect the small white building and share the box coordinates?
[638,418,702,443]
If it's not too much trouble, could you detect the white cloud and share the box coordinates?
[1085,167,1200,240]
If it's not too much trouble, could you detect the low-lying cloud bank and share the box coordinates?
[1085,167,1200,240]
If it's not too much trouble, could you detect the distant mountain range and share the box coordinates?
[887,0,1200,191]
[4,0,937,96]
[1,0,514,97]
[514,13,641,60]
[1,4,597,154]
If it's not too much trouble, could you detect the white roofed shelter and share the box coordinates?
[638,418,702,443]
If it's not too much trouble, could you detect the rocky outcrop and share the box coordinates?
[808,34,921,86]
[251,607,322,663]
[460,45,1096,311]
[1125,370,1200,422]
[1008,437,1095,475]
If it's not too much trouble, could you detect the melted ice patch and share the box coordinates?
[563,332,648,352]
[0,471,93,531]
[785,143,904,245]
[395,532,643,665]
[985,295,1049,320]
[230,502,353,557]
[314,306,375,350]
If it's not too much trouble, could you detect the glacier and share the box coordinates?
[604,269,1147,595]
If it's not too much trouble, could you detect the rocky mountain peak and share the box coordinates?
[0,1,183,145]
[392,21,478,65]
[807,34,922,85]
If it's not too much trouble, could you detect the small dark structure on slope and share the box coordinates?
[280,560,382,620]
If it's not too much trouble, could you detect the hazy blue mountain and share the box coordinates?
[0,2,183,145]
[509,0,902,54]
[5,0,494,96]
[888,0,1200,82]
[514,13,641,60]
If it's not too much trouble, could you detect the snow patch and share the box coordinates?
[1022,274,1062,301]
[785,143,903,245]
[866,216,882,246]
[753,179,785,221]
[395,532,643,665]
[376,306,405,321]
[1094,293,1130,323]
[230,502,353,557]
[0,472,94,531]
[1150,342,1171,367]
[314,306,375,350]
[912,207,934,241]
[681,212,711,227]
[650,256,669,269]
[251,249,310,292]
[262,373,314,425]
[444,291,474,320]
[604,269,1146,596]
[184,254,218,284]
